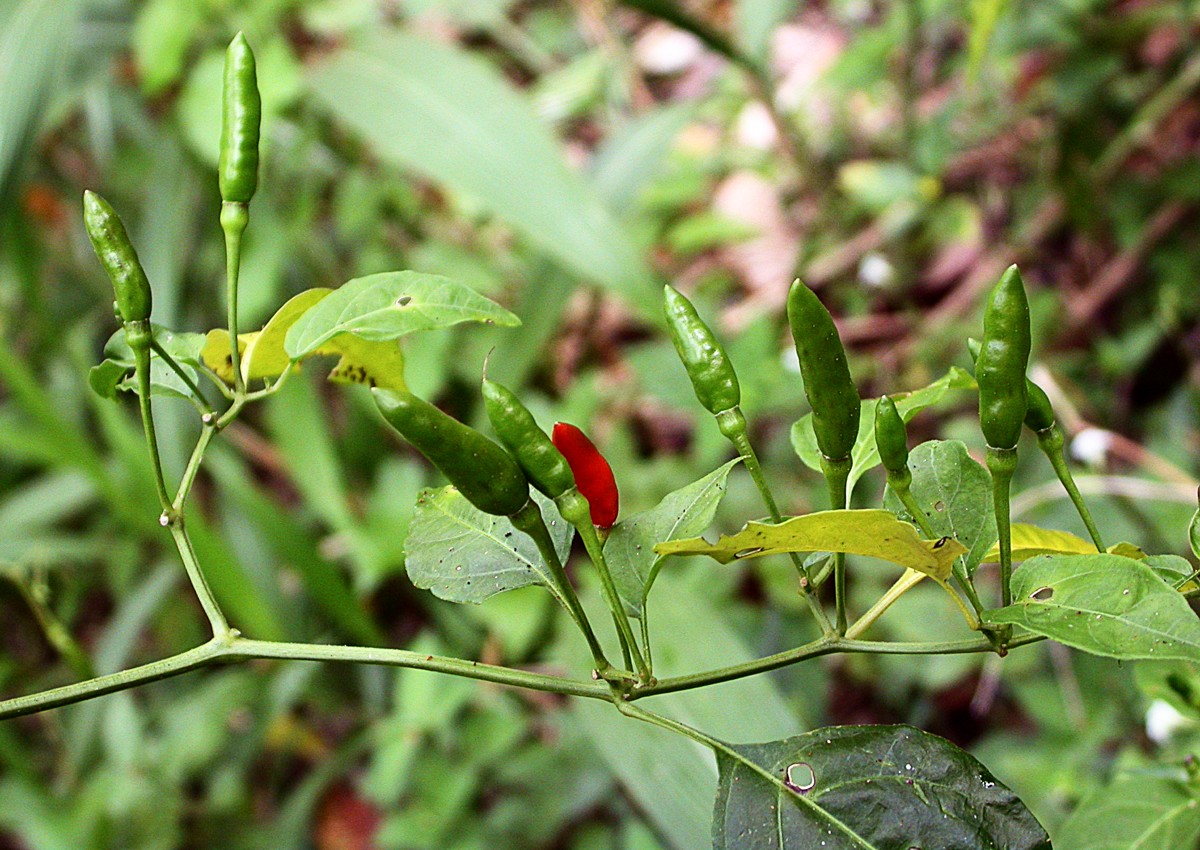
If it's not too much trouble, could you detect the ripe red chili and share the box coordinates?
[552,422,618,529]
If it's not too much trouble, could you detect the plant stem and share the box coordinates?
[717,408,833,634]
[0,638,229,720]
[576,519,651,681]
[134,344,174,516]
[168,519,230,638]
[845,569,924,639]
[221,202,248,395]
[226,639,611,699]
[510,501,621,681]
[820,455,852,634]
[635,632,1044,698]
[1037,425,1105,552]
[987,446,1018,610]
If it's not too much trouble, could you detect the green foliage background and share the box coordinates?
[0,0,1198,847]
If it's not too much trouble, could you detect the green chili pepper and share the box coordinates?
[967,337,1051,434]
[787,279,859,634]
[873,395,909,479]
[83,191,152,328]
[218,32,261,206]
[976,265,1031,451]
[373,388,529,517]
[481,377,575,500]
[662,285,740,415]
[787,280,860,461]
[966,338,1104,553]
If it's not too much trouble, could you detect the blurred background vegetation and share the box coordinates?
[1,0,1199,847]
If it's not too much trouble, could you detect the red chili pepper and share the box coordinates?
[552,422,618,529]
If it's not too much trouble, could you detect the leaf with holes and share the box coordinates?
[1055,774,1200,850]
[713,724,1050,849]
[284,271,519,360]
[884,440,995,576]
[655,509,964,582]
[986,553,1200,662]
[605,459,739,617]
[405,487,572,605]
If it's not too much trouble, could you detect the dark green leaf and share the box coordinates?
[714,725,1050,849]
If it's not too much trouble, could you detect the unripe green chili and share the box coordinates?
[83,191,152,328]
[976,265,1031,450]
[481,377,575,500]
[873,395,909,478]
[218,32,261,206]
[967,337,1052,434]
[787,280,860,461]
[787,279,859,634]
[662,285,740,415]
[373,388,529,517]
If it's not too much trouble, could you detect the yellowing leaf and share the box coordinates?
[654,509,965,581]
[200,329,254,384]
[981,524,1100,563]
[1108,541,1146,560]
[200,289,333,384]
[313,335,407,392]
[241,288,332,381]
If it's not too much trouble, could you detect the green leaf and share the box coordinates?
[966,0,1011,85]
[405,487,572,604]
[986,553,1200,662]
[1055,774,1200,850]
[790,368,974,495]
[284,271,518,360]
[885,440,996,575]
[91,325,209,403]
[656,509,965,581]
[307,32,652,302]
[605,459,739,617]
[713,725,1050,849]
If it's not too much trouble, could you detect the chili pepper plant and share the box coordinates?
[9,33,1200,849]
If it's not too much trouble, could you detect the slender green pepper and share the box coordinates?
[787,279,859,634]
[218,33,261,206]
[481,377,575,500]
[373,388,529,517]
[976,265,1031,451]
[967,337,1051,434]
[787,280,860,461]
[83,191,152,328]
[873,395,909,481]
[662,285,740,415]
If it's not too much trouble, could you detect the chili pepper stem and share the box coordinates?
[572,508,652,682]
[510,501,625,682]
[1036,425,1105,552]
[169,518,231,638]
[987,446,1019,615]
[717,408,834,635]
[820,455,852,635]
[221,202,249,396]
[132,335,175,517]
